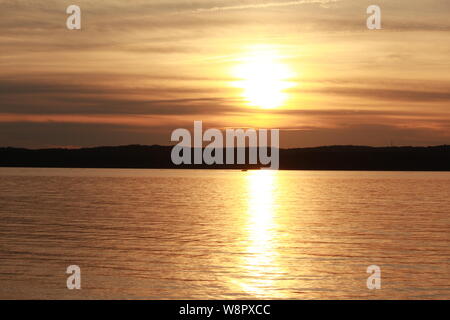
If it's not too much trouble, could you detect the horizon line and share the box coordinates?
[2,144,450,151]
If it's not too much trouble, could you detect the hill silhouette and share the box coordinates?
[1,145,449,171]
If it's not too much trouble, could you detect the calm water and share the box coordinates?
[0,168,449,299]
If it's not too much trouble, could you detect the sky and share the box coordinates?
[1,0,449,148]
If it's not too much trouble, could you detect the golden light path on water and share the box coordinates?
[237,170,286,297]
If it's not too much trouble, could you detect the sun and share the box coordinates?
[232,47,295,109]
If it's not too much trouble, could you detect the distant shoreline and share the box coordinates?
[2,167,450,173]
[1,145,450,171]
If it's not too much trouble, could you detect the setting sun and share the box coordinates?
[232,47,295,109]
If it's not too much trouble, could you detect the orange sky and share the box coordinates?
[1,0,449,148]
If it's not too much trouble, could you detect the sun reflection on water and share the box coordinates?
[238,170,285,297]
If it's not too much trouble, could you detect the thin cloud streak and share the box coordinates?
[192,0,340,13]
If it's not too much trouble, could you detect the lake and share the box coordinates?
[0,168,449,299]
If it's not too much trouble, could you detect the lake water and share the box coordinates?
[0,168,449,299]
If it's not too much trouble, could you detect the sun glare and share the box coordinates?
[232,47,295,109]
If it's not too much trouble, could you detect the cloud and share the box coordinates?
[2,118,449,149]
[280,123,450,148]
[1,77,449,121]
[192,0,340,13]
[0,77,242,116]
[300,87,450,103]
